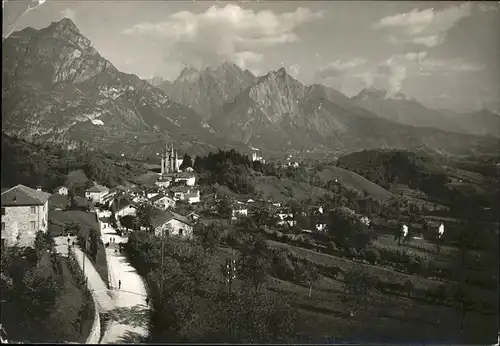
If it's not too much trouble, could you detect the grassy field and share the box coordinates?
[254,176,332,202]
[49,210,109,288]
[132,172,159,186]
[212,243,497,343]
[390,184,449,211]
[318,166,393,201]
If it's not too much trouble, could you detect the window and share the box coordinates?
[179,229,184,236]
[30,206,36,214]
[1,208,5,215]
[30,221,36,230]
[1,222,5,231]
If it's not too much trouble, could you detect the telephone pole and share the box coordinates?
[224,257,237,293]
[160,227,165,302]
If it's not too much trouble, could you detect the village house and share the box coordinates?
[101,189,118,206]
[54,185,69,195]
[149,194,176,210]
[99,216,112,230]
[231,201,248,222]
[155,176,171,188]
[1,185,51,248]
[169,186,201,204]
[85,183,110,204]
[111,196,137,217]
[145,187,159,199]
[172,172,196,187]
[187,212,200,223]
[316,222,328,232]
[151,208,193,239]
[185,190,201,204]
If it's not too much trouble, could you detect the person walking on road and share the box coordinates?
[118,280,121,290]
[145,297,150,306]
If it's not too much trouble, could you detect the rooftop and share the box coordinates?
[1,184,51,206]
[151,208,191,228]
[164,172,196,179]
[149,194,172,203]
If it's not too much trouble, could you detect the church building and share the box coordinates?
[161,143,183,175]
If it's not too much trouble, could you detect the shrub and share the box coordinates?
[364,248,381,265]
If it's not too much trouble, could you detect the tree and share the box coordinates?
[364,248,380,265]
[194,222,222,255]
[179,153,193,171]
[342,265,374,316]
[304,262,320,298]
[250,204,276,228]
[238,238,271,293]
[136,203,154,231]
[216,196,232,219]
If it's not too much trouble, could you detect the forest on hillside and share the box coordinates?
[1,134,147,191]
[336,149,499,220]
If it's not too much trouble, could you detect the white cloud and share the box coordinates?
[388,34,443,47]
[419,58,484,73]
[478,2,500,12]
[375,3,472,47]
[61,8,76,21]
[123,4,322,70]
[322,58,367,71]
[315,57,367,84]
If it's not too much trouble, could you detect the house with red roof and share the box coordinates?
[1,185,51,248]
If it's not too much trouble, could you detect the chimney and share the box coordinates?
[36,186,42,191]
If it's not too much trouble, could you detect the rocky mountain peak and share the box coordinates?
[177,66,200,82]
[43,17,91,50]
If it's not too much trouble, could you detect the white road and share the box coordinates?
[54,208,150,343]
[97,208,150,344]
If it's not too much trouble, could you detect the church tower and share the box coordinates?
[160,142,181,176]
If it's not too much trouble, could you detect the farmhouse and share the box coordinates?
[150,194,176,210]
[111,196,137,217]
[1,185,51,248]
[54,186,69,195]
[85,183,109,203]
[151,208,193,239]
[185,190,201,204]
[231,202,248,222]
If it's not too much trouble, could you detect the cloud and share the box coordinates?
[61,8,76,21]
[315,57,367,80]
[122,4,322,70]
[387,34,443,47]
[477,2,500,12]
[419,58,485,73]
[375,3,472,47]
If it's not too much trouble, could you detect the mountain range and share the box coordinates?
[2,18,498,159]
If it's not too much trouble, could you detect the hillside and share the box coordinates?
[336,149,499,219]
[1,134,147,191]
[350,88,500,138]
[316,166,392,201]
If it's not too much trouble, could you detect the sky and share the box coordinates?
[3,0,500,113]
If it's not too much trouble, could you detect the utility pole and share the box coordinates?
[224,257,237,293]
[160,227,165,301]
